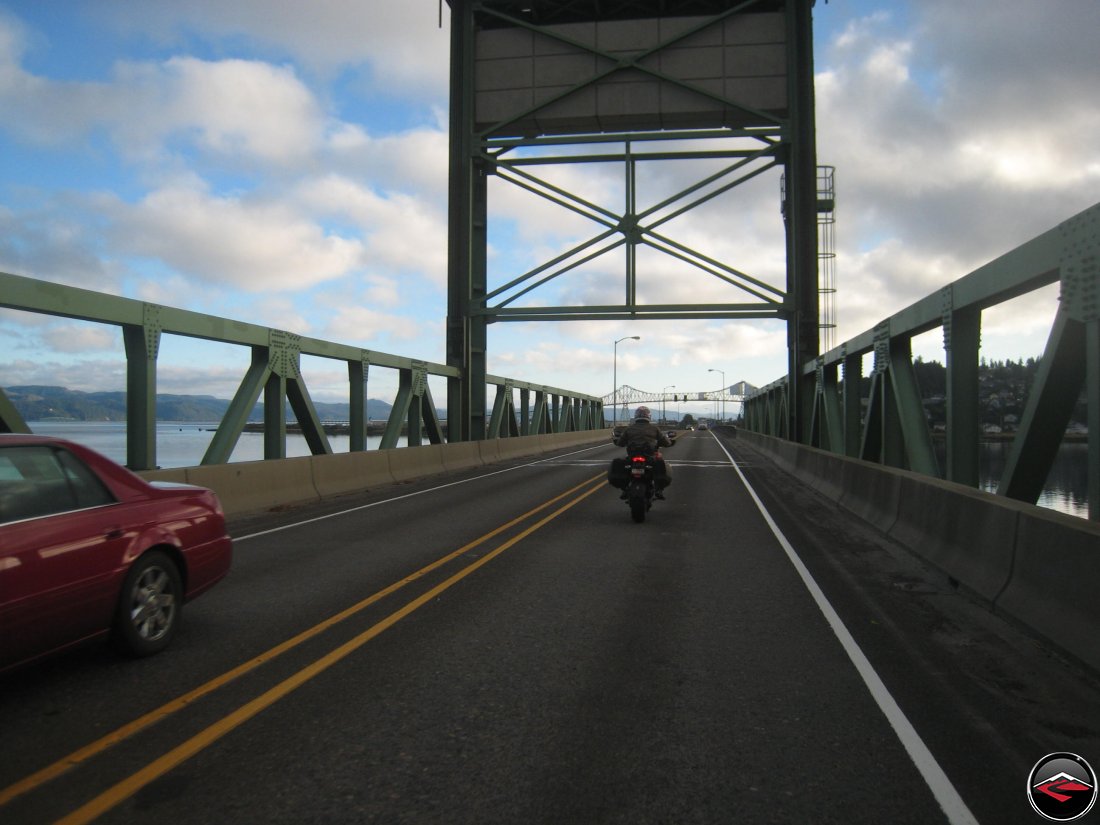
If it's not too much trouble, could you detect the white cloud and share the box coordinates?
[39,324,119,354]
[0,23,328,167]
[813,0,1100,367]
[295,175,448,284]
[119,1,450,92]
[0,200,124,289]
[113,56,326,164]
[320,304,422,347]
[109,183,365,290]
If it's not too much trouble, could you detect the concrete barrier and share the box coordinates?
[184,456,320,516]
[544,430,610,450]
[887,474,1019,604]
[137,428,609,518]
[386,443,447,483]
[794,446,846,501]
[737,429,1100,674]
[477,438,501,465]
[439,440,484,474]
[996,508,1100,673]
[493,435,545,461]
[311,451,394,498]
[837,459,903,535]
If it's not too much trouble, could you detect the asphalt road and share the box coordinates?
[2,429,1098,824]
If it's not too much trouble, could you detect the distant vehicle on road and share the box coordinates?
[0,434,232,673]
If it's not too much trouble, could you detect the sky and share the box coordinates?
[1,0,1098,421]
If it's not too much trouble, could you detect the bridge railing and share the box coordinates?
[743,201,1099,521]
[0,272,603,470]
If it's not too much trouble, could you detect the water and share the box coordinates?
[21,421,1092,520]
[26,421,384,469]
[974,439,1090,521]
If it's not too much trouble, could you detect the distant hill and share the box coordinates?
[4,385,398,423]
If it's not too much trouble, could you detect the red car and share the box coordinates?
[0,434,232,673]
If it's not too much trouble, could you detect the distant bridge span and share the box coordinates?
[603,381,757,420]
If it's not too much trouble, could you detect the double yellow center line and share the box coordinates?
[3,473,605,824]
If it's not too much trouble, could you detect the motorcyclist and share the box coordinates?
[614,406,672,498]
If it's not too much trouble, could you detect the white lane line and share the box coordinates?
[233,444,609,542]
[709,433,980,825]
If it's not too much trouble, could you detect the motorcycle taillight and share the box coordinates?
[631,455,646,464]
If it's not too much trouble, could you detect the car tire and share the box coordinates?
[113,549,183,657]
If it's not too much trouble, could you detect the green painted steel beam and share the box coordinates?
[382,365,436,449]
[287,376,333,457]
[816,361,842,451]
[2,269,603,463]
[0,271,461,379]
[264,372,287,460]
[487,382,516,439]
[348,357,369,452]
[420,382,446,445]
[999,310,1085,504]
[487,127,782,154]
[943,297,981,485]
[841,350,861,458]
[203,349,271,465]
[496,145,781,166]
[804,208,1076,373]
[887,335,939,477]
[0,387,30,434]
[122,321,159,470]
[1087,319,1099,520]
[746,202,1097,518]
[484,305,786,321]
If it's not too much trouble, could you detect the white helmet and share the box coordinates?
[634,406,651,421]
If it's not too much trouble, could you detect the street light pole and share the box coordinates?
[708,368,726,422]
[613,336,640,424]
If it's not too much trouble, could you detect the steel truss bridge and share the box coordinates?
[743,201,1100,521]
[603,381,756,418]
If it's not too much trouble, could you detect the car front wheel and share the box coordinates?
[113,549,183,657]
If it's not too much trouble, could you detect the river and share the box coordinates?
[23,420,1091,520]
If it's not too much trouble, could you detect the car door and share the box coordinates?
[0,445,133,669]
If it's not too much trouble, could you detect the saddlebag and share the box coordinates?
[607,457,630,489]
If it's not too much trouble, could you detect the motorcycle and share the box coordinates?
[608,439,672,523]
[624,448,658,523]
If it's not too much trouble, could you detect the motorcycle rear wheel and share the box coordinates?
[629,493,647,523]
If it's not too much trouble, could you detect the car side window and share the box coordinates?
[0,446,114,524]
[55,449,115,509]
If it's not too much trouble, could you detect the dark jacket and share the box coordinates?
[615,419,672,453]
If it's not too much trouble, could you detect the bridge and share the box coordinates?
[2,1,1099,823]
[603,380,757,423]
